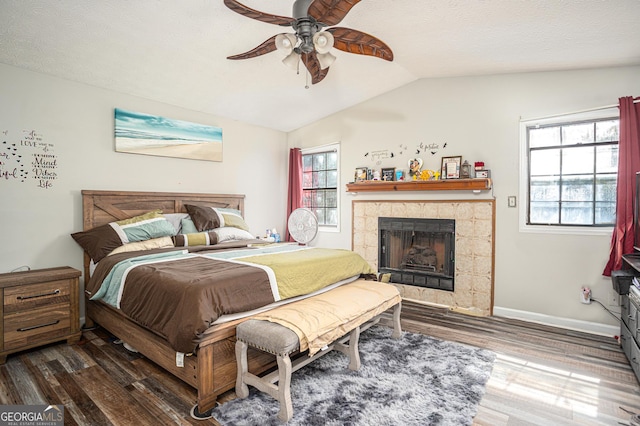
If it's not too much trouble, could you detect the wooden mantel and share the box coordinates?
[345,178,492,193]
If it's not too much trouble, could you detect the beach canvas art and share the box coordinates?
[115,109,222,162]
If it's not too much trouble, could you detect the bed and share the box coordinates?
[76,189,376,417]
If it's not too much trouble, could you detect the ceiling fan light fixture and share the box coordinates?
[312,31,334,54]
[275,33,298,55]
[317,52,336,70]
[282,51,301,70]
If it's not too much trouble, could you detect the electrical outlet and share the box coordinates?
[508,196,517,208]
[581,286,592,304]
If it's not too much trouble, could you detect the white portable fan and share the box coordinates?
[287,208,318,245]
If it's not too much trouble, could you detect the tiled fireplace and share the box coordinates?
[352,200,495,316]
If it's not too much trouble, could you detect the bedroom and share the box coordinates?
[1,1,640,424]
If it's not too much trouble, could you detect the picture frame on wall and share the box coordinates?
[114,108,223,162]
[381,167,396,181]
[355,166,369,183]
[441,156,462,179]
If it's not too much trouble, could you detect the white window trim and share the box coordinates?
[301,142,341,233]
[518,108,618,235]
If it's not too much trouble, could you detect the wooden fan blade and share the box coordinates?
[308,0,361,26]
[227,35,277,60]
[223,0,294,26]
[327,27,394,61]
[301,52,330,84]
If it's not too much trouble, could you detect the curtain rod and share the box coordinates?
[300,141,339,153]
[521,98,640,122]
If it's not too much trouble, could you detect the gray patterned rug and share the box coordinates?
[212,326,495,426]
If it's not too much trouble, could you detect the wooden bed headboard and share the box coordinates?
[81,190,245,279]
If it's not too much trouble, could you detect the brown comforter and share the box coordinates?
[86,243,376,353]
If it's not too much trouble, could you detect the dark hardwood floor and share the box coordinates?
[1,301,639,425]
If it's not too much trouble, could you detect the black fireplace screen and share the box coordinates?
[378,217,455,291]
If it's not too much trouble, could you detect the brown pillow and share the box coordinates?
[71,223,123,263]
[184,204,221,231]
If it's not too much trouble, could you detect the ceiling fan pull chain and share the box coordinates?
[305,69,310,89]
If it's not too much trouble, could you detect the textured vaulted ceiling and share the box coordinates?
[1,0,639,132]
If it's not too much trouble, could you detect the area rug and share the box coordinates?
[212,326,496,425]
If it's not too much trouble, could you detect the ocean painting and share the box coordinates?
[115,109,222,162]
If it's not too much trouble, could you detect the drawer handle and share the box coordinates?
[17,320,60,332]
[16,289,60,300]
[628,315,636,322]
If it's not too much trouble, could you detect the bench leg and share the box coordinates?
[347,326,361,371]
[392,302,402,339]
[235,340,250,398]
[276,355,293,422]
[334,326,362,371]
[235,340,294,421]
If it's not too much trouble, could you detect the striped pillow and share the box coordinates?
[112,210,177,243]
[216,208,250,231]
[71,210,176,262]
[173,227,255,247]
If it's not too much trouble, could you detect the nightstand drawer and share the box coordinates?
[0,266,81,363]
[4,280,71,314]
[4,304,71,351]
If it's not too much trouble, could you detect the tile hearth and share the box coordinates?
[352,200,495,316]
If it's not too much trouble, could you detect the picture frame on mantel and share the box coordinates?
[381,167,396,181]
[441,156,462,179]
[355,166,368,183]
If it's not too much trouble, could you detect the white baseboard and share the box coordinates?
[493,306,620,337]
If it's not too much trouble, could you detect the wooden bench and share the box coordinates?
[234,287,402,422]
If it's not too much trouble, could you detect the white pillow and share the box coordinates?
[214,227,255,243]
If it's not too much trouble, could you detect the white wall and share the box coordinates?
[288,66,640,331]
[0,63,288,284]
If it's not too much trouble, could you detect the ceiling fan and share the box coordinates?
[223,0,394,85]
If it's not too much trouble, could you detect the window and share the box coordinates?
[302,144,339,229]
[524,116,619,228]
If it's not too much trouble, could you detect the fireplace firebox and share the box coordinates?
[378,217,455,291]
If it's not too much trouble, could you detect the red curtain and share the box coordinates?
[603,96,640,276]
[285,148,303,242]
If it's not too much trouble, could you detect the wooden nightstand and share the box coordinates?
[0,266,82,364]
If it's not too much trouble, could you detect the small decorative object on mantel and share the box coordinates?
[354,167,368,183]
[460,160,472,179]
[441,156,462,179]
[408,158,423,178]
[476,169,491,178]
[381,167,396,181]
[474,161,485,171]
[396,169,404,181]
[420,170,435,181]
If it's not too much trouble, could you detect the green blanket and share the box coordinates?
[202,245,376,299]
